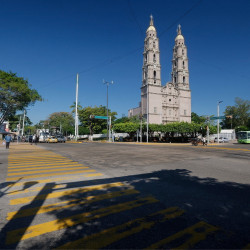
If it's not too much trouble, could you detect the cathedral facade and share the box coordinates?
[128,16,191,124]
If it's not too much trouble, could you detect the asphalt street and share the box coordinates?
[0,141,250,249]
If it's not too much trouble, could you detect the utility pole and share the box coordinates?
[103,80,114,142]
[75,73,79,141]
[21,110,26,136]
[217,101,223,145]
[140,114,142,143]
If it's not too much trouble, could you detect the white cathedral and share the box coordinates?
[128,16,191,124]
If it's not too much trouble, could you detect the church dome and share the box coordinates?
[175,34,184,41]
[175,24,184,41]
[147,25,156,32]
[146,15,156,32]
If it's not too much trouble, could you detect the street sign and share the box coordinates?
[90,115,108,120]
[210,116,225,120]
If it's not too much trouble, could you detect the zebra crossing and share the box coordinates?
[1,143,247,249]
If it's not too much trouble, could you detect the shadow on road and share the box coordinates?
[0,182,55,249]
[22,169,250,249]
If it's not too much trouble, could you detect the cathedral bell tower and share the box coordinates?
[171,25,191,122]
[171,24,189,89]
[141,15,162,124]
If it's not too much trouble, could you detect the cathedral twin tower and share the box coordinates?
[129,16,191,124]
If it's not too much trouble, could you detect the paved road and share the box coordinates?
[0,142,250,249]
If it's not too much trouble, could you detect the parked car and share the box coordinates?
[56,135,66,143]
[25,135,33,142]
[39,132,50,142]
[46,136,58,143]
[214,137,229,143]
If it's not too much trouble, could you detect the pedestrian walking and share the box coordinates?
[32,134,37,144]
[202,137,207,146]
[4,134,12,149]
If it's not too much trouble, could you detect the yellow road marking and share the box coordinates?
[8,162,77,167]
[6,196,158,245]
[8,164,85,171]
[9,156,68,160]
[6,169,96,182]
[8,159,73,164]
[7,189,139,220]
[205,146,250,152]
[10,182,125,205]
[146,221,219,249]
[6,174,103,188]
[84,173,103,177]
[7,166,88,176]
[8,184,68,196]
[57,206,184,249]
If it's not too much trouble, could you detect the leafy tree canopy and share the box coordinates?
[78,105,117,135]
[221,97,250,129]
[35,112,74,135]
[0,70,42,125]
[191,112,206,124]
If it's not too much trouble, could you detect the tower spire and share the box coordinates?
[177,24,182,35]
[150,14,154,26]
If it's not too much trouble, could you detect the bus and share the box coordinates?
[237,131,250,144]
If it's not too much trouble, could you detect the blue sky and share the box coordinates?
[1,0,250,124]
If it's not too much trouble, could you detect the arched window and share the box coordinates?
[174,76,177,83]
[182,49,184,55]
[154,71,156,83]
[183,61,185,68]
[153,54,156,62]
[183,76,185,83]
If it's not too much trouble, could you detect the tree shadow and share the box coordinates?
[0,182,55,249]
[20,169,250,249]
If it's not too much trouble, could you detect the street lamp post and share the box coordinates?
[103,80,114,142]
[75,73,79,141]
[217,101,223,145]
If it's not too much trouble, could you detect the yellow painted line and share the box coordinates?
[7,189,139,220]
[57,206,184,249]
[8,156,68,160]
[8,158,69,161]
[7,166,90,176]
[6,196,158,245]
[6,169,96,182]
[205,146,250,152]
[8,158,71,163]
[7,174,101,188]
[7,174,102,196]
[10,182,124,205]
[8,161,76,166]
[146,221,219,249]
[8,164,85,171]
[84,173,103,177]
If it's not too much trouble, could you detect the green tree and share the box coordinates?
[78,106,117,135]
[114,116,131,124]
[0,70,42,125]
[113,122,139,138]
[222,97,250,129]
[46,112,74,135]
[191,112,206,124]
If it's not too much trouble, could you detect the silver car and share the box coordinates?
[56,135,66,143]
